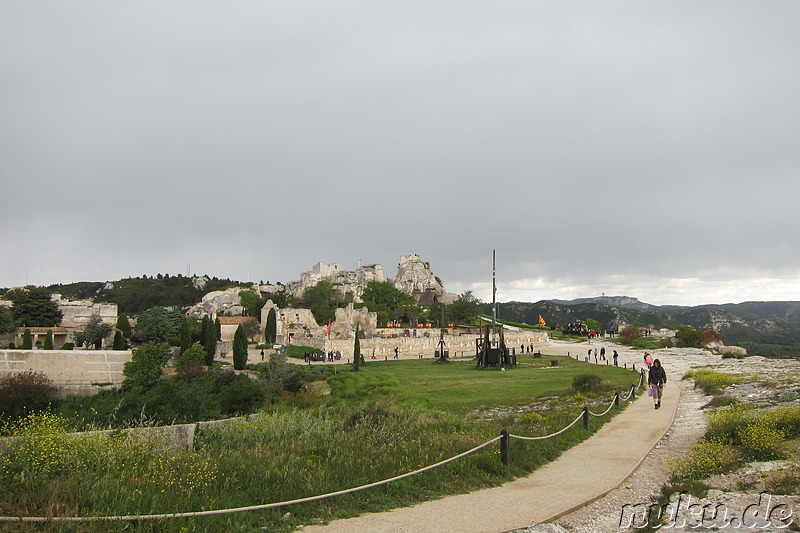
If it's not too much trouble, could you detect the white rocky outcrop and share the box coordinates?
[394,254,443,296]
[187,288,245,319]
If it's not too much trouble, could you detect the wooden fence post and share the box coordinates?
[582,407,589,430]
[500,429,510,467]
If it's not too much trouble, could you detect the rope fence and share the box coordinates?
[0,363,647,524]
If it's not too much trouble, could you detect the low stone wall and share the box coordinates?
[298,330,548,360]
[0,349,131,385]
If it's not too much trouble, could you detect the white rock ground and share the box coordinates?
[525,344,800,533]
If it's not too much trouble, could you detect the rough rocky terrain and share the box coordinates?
[531,346,800,533]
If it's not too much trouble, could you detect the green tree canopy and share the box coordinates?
[0,306,15,335]
[122,342,171,390]
[359,281,416,325]
[73,314,114,349]
[448,291,484,325]
[262,291,290,308]
[239,290,264,317]
[302,281,335,324]
[133,306,183,344]
[676,325,705,348]
[6,287,62,328]
[585,318,603,333]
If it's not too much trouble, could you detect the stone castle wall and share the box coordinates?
[299,330,548,360]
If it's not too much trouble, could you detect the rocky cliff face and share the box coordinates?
[393,254,445,299]
[186,288,244,319]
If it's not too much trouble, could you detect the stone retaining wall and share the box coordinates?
[0,349,131,385]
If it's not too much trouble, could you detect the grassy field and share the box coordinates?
[341,355,637,413]
[0,354,643,532]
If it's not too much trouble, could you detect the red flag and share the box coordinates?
[326,321,332,336]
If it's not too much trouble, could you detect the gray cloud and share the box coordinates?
[2,1,799,306]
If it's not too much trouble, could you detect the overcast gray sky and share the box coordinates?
[2,2,799,306]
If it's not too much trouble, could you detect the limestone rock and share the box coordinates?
[187,288,245,319]
[393,254,445,302]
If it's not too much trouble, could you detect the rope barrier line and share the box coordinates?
[587,398,616,417]
[0,436,503,523]
[0,371,644,523]
[508,411,584,441]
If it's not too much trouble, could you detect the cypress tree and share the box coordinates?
[44,329,54,350]
[265,308,277,344]
[203,317,217,366]
[215,317,221,340]
[116,313,132,338]
[233,325,248,370]
[353,324,361,372]
[179,317,192,354]
[112,330,127,350]
[21,329,33,350]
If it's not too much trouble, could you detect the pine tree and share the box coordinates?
[353,324,361,372]
[233,325,248,370]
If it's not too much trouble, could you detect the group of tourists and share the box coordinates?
[586,346,620,366]
[304,350,342,362]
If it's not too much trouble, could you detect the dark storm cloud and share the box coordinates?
[2,1,799,305]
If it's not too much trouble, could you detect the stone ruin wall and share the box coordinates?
[300,330,548,361]
[53,296,118,328]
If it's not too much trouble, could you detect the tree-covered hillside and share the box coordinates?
[48,275,249,314]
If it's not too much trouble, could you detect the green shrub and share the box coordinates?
[676,440,738,480]
[702,395,740,409]
[572,374,602,392]
[328,372,401,403]
[21,329,32,350]
[43,330,53,350]
[737,421,784,460]
[61,342,74,350]
[706,405,800,460]
[684,369,745,395]
[176,344,207,371]
[766,468,800,495]
[721,352,746,359]
[0,371,56,419]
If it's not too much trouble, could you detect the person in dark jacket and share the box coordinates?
[648,358,667,409]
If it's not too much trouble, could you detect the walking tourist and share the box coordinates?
[648,359,667,409]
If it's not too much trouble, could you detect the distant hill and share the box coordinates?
[491,297,800,358]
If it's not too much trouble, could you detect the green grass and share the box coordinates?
[353,355,636,414]
[0,355,643,532]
